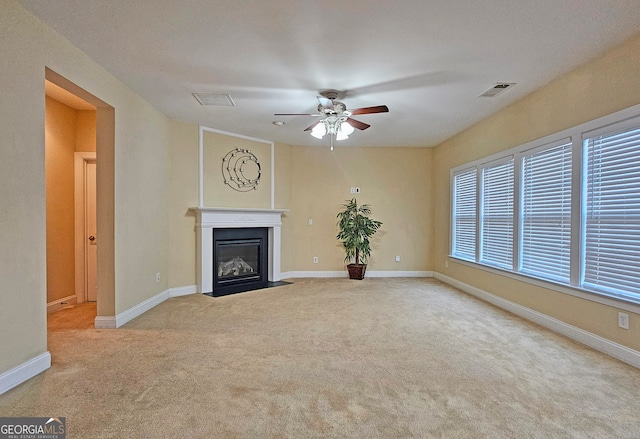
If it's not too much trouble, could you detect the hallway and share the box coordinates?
[48,302,96,332]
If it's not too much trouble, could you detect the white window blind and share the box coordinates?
[584,126,640,299]
[452,169,477,260]
[521,142,572,282]
[481,159,514,269]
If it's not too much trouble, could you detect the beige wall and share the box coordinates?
[113,105,169,314]
[168,120,199,288]
[75,110,96,152]
[287,146,432,272]
[273,142,293,210]
[432,31,640,352]
[1,0,170,374]
[202,131,272,209]
[273,143,294,271]
[167,131,432,285]
[45,97,77,303]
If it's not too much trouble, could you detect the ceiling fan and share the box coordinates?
[274,90,389,149]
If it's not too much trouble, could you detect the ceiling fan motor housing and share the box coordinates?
[320,90,341,100]
[318,102,347,114]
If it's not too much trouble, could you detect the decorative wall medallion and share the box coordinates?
[222,148,261,192]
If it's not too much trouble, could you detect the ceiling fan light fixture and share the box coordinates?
[311,118,354,142]
[340,121,354,136]
[283,92,388,148]
[311,123,326,139]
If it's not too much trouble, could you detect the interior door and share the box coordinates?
[86,160,97,302]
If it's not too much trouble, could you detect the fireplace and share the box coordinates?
[191,207,288,295]
[212,227,268,296]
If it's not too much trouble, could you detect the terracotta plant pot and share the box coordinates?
[347,263,367,280]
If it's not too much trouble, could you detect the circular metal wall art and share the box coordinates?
[221,148,261,192]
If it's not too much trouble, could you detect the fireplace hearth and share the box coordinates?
[210,227,268,296]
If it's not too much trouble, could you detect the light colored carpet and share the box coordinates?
[2,278,639,438]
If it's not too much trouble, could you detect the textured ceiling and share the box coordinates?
[21,0,640,147]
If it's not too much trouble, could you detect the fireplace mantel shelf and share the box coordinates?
[190,207,289,228]
[191,207,289,214]
[191,207,289,293]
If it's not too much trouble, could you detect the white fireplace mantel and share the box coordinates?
[191,207,288,293]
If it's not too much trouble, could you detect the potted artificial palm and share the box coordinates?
[336,198,383,280]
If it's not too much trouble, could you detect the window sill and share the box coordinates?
[448,256,640,315]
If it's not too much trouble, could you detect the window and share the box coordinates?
[450,106,640,305]
[583,126,640,299]
[452,169,477,260]
[520,141,572,283]
[480,159,514,269]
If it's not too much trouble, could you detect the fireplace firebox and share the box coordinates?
[210,227,268,296]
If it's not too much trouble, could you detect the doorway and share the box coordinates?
[74,152,97,303]
[45,68,116,327]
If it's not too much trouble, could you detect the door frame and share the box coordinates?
[74,151,97,303]
[47,67,116,324]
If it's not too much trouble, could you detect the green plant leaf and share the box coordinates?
[336,198,383,264]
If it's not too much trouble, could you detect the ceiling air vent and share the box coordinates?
[479,83,516,98]
[192,93,236,106]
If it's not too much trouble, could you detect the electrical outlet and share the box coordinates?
[395,255,401,262]
[350,187,356,194]
[308,218,313,225]
[445,260,449,268]
[155,272,161,283]
[313,256,318,264]
[618,312,629,330]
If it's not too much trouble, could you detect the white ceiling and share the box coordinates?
[20,0,640,147]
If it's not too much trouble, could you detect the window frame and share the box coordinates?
[479,156,515,270]
[581,121,640,302]
[451,167,478,262]
[518,139,573,284]
[449,103,640,313]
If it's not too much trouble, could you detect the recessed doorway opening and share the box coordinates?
[44,68,115,329]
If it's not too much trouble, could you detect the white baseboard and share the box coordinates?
[169,284,198,297]
[0,352,51,395]
[433,272,640,369]
[94,285,198,329]
[47,295,77,313]
[366,270,433,278]
[94,316,117,329]
[281,271,345,278]
[280,270,433,279]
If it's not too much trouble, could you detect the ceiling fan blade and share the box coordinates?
[317,95,334,109]
[274,113,321,116]
[304,122,320,132]
[350,105,389,115]
[346,118,370,130]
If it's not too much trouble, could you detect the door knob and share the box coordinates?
[88,235,96,241]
